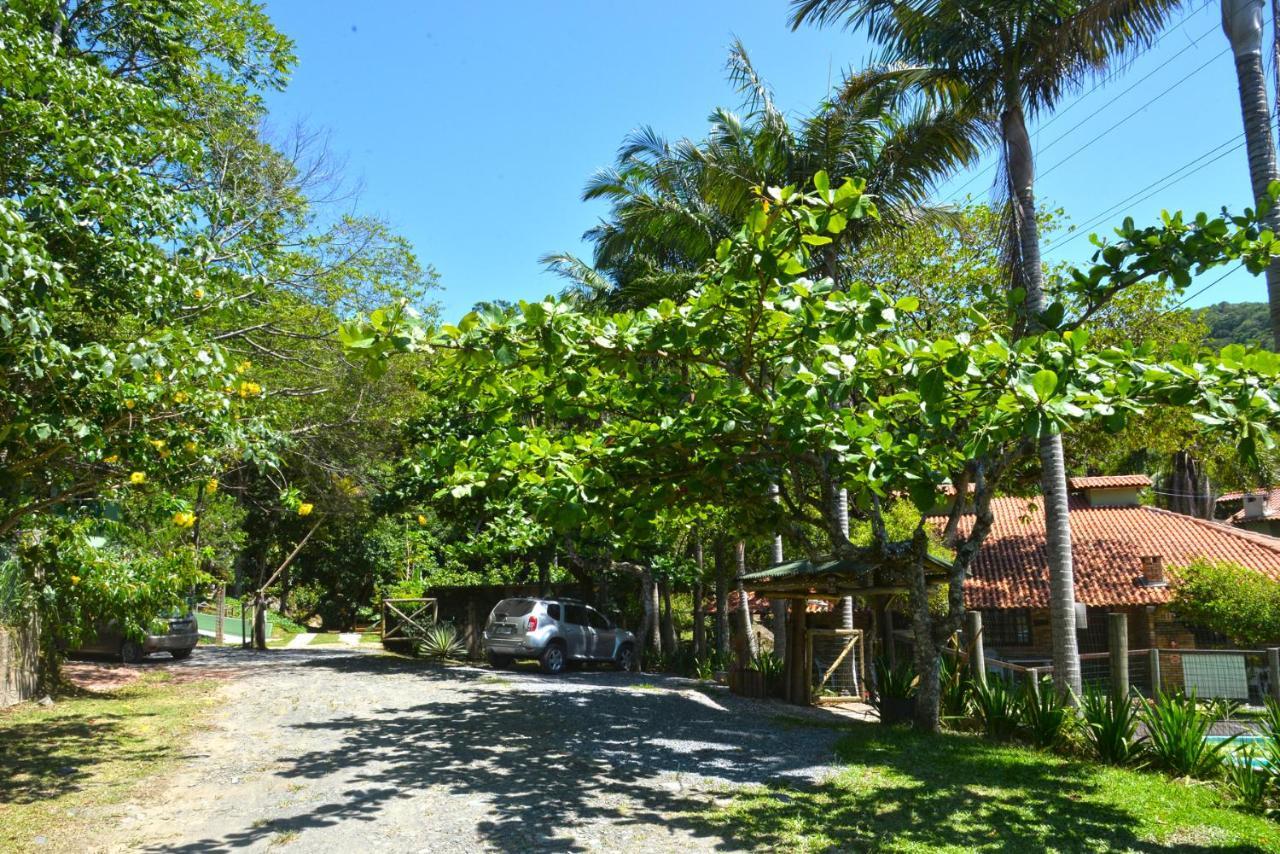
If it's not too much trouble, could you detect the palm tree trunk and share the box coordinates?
[769,483,787,660]
[1003,102,1083,700]
[714,541,730,660]
[735,540,758,661]
[1225,0,1280,349]
[659,579,677,654]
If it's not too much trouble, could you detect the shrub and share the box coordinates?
[972,676,1022,741]
[1171,559,1280,647]
[870,656,917,726]
[1140,692,1234,778]
[749,651,785,696]
[412,623,465,660]
[1021,677,1073,750]
[1080,687,1143,765]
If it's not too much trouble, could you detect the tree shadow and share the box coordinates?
[145,654,1269,852]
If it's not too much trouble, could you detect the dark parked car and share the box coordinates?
[72,611,199,662]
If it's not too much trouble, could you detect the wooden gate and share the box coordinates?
[808,628,865,704]
[381,598,439,644]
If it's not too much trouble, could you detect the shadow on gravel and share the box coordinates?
[141,653,1232,853]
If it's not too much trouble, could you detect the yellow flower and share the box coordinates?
[154,371,163,383]
[205,478,218,495]
[237,381,262,398]
[124,399,135,410]
[417,514,428,526]
[150,439,166,452]
[70,575,80,586]
[184,440,198,454]
[172,511,196,528]
[129,471,146,484]
[193,287,205,300]
[173,391,189,404]
[237,360,252,373]
[103,454,119,464]
[297,503,314,517]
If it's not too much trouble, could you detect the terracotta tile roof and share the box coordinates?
[1228,489,1280,522]
[938,496,1280,609]
[707,590,830,615]
[1066,474,1152,490]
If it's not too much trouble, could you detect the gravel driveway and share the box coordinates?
[102,647,850,853]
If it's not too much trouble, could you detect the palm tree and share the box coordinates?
[1223,0,1280,349]
[791,0,1183,701]
[543,42,979,307]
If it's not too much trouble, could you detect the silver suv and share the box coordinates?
[483,597,636,675]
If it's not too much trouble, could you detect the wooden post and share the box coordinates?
[882,602,896,666]
[215,585,225,645]
[1109,612,1129,701]
[1268,648,1280,704]
[1026,667,1041,702]
[1149,648,1161,698]
[966,611,986,687]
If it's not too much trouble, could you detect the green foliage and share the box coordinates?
[1224,746,1271,812]
[0,546,29,626]
[1079,687,1143,766]
[872,656,918,702]
[411,622,465,661]
[938,654,972,721]
[1199,302,1275,351]
[1171,559,1280,648]
[1140,692,1233,779]
[971,677,1022,741]
[749,651,785,696]
[1021,678,1073,750]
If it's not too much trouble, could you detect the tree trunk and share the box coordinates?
[659,578,677,654]
[693,538,706,659]
[769,483,787,661]
[253,593,268,650]
[714,542,730,660]
[639,572,660,657]
[1004,101,1083,701]
[1225,0,1280,349]
[735,540,758,661]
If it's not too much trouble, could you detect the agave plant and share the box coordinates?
[1140,692,1234,779]
[871,656,918,726]
[1021,677,1072,750]
[972,676,1022,742]
[413,623,465,661]
[939,653,972,722]
[1080,686,1143,765]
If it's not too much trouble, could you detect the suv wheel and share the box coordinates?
[539,642,566,675]
[615,644,635,672]
[120,640,144,664]
[487,652,513,669]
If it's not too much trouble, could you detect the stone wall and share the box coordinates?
[0,618,39,707]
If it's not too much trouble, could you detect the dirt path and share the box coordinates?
[96,647,850,853]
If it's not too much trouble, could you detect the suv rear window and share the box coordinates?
[492,598,535,618]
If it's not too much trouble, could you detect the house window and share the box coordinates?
[982,609,1032,646]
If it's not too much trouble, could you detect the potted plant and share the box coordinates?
[871,656,918,725]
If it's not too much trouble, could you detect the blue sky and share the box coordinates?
[263,1,1268,322]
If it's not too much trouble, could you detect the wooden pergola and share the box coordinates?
[739,550,953,705]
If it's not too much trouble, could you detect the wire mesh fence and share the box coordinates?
[808,628,864,702]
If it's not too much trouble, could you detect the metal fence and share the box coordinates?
[808,628,864,703]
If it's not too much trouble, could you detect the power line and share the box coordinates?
[1165,263,1243,315]
[1042,133,1246,254]
[1037,48,1229,183]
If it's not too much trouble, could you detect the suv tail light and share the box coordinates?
[527,615,538,631]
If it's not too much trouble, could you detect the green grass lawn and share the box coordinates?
[0,674,218,852]
[307,632,345,645]
[696,719,1280,852]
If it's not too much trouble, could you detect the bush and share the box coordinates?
[1171,559,1280,647]
[972,676,1022,741]
[1140,692,1234,779]
[749,651,785,696]
[1021,677,1073,750]
[870,656,917,726]
[1080,687,1143,765]
[939,654,972,722]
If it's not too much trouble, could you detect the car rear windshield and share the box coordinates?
[492,598,536,618]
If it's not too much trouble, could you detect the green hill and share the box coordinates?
[1197,301,1274,350]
